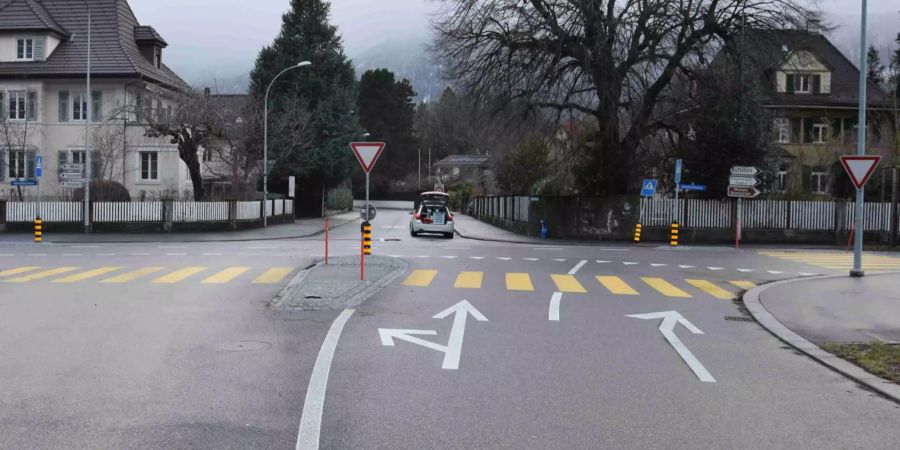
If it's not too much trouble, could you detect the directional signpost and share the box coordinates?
[840,155,881,276]
[728,166,760,248]
[59,163,85,188]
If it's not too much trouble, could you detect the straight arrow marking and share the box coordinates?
[433,300,487,370]
[627,311,716,383]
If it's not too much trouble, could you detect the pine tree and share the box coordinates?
[357,69,417,191]
[866,45,884,86]
[891,32,900,95]
[249,0,359,195]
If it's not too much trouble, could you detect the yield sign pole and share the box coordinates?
[350,142,386,221]
[851,0,869,277]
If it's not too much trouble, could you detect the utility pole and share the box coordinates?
[82,1,91,233]
[418,147,421,190]
[851,0,868,277]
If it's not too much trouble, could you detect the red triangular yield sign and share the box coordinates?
[839,155,881,189]
[350,142,386,173]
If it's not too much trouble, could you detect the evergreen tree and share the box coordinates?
[357,69,417,191]
[249,0,359,197]
[866,45,884,86]
[891,32,900,95]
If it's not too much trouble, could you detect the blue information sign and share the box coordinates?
[35,155,43,178]
[640,179,658,197]
[674,159,683,184]
[11,179,37,187]
[678,183,706,192]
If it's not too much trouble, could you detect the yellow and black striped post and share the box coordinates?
[670,221,679,247]
[34,217,43,243]
[362,221,372,255]
[633,223,642,243]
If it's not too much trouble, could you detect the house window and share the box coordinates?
[775,165,790,193]
[202,149,214,162]
[16,38,34,60]
[812,123,829,144]
[7,91,27,120]
[140,152,158,181]
[774,118,790,143]
[59,150,86,165]
[7,150,31,179]
[810,170,828,194]
[72,92,88,121]
[794,74,811,93]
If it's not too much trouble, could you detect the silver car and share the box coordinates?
[410,192,454,239]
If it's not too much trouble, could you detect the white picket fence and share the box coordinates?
[640,198,898,232]
[3,199,293,223]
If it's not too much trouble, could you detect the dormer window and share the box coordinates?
[785,73,821,94]
[794,74,811,93]
[153,48,161,68]
[16,38,34,60]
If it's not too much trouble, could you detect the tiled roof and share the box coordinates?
[0,0,68,36]
[743,29,891,108]
[0,0,189,92]
[434,155,490,167]
[134,25,166,46]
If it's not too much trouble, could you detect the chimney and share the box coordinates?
[806,19,822,34]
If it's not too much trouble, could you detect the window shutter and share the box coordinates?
[801,166,812,192]
[58,91,69,122]
[0,91,5,119]
[812,75,821,94]
[803,117,814,143]
[26,91,37,120]
[33,36,45,61]
[0,151,6,181]
[26,150,36,179]
[92,90,102,122]
[786,74,795,94]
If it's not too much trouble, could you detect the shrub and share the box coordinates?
[73,180,131,202]
[326,187,354,212]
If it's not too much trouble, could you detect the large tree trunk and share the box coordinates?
[187,158,205,201]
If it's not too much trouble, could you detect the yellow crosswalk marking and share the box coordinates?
[153,267,207,284]
[253,267,294,284]
[506,273,534,291]
[454,271,483,289]
[551,274,586,293]
[641,277,691,298]
[403,270,438,287]
[730,280,757,290]
[0,266,40,278]
[203,267,251,284]
[686,279,734,300]
[4,267,79,283]
[53,267,122,283]
[595,276,639,295]
[102,267,164,284]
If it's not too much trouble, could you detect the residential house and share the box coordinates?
[433,154,490,187]
[746,28,895,196]
[0,0,193,201]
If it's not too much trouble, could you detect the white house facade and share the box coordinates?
[0,0,194,201]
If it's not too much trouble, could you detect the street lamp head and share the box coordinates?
[297,61,312,67]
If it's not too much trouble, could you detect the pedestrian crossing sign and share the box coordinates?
[640,179,657,197]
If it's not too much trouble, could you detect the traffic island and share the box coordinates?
[271,255,407,311]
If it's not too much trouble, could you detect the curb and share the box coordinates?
[743,273,900,404]
[41,216,359,244]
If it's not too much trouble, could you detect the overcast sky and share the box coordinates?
[128,0,899,83]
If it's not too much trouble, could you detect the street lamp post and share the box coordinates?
[851,0,868,277]
[82,1,92,233]
[263,61,311,227]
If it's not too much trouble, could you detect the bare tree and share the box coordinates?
[433,0,814,194]
[0,90,41,201]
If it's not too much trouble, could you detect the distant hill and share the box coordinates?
[350,35,449,103]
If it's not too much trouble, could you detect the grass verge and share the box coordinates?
[821,342,900,384]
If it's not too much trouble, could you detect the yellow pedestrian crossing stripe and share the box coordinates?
[203,267,250,284]
[102,267,165,284]
[686,279,734,300]
[551,274,586,293]
[154,267,207,284]
[404,270,438,287]
[253,267,294,284]
[454,271,483,289]
[506,273,534,291]
[53,267,122,283]
[4,267,79,283]
[641,277,692,298]
[596,276,639,295]
[760,251,900,270]
[729,280,756,290]
[0,266,40,278]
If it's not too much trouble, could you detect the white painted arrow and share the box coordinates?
[626,311,716,383]
[378,300,487,370]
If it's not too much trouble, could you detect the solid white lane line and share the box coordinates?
[296,309,355,450]
[567,260,588,275]
[549,292,562,321]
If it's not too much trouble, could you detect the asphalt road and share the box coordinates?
[1,210,899,449]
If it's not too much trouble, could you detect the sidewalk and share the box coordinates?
[453,214,545,244]
[744,273,900,402]
[0,211,359,244]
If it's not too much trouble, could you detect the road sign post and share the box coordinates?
[728,166,760,249]
[350,142,386,274]
[673,160,682,225]
[839,155,882,276]
[35,155,42,220]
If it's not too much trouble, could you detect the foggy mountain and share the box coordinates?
[349,35,448,103]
